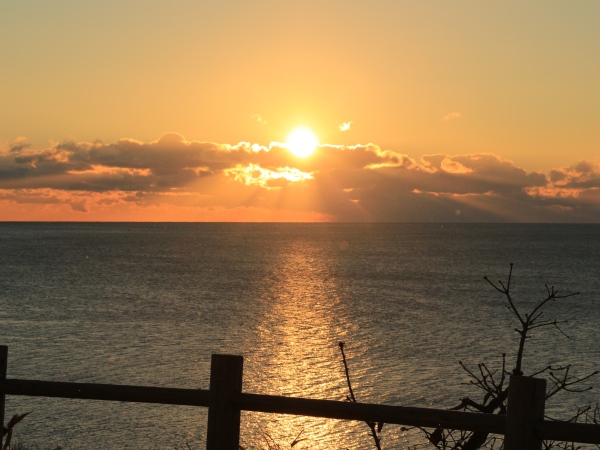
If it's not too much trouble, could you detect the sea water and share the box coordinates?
[0,223,599,449]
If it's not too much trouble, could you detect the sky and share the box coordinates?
[1,0,599,222]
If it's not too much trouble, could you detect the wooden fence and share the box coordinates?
[1,346,599,449]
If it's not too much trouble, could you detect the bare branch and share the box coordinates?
[529,319,568,332]
[338,342,357,403]
[338,342,383,450]
[483,276,504,294]
[546,365,599,400]
[506,263,514,292]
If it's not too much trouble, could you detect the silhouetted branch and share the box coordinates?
[339,342,382,450]
[338,342,357,403]
[426,265,596,450]
[546,365,599,400]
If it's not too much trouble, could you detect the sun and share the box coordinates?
[285,127,319,158]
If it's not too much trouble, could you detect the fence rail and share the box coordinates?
[0,378,210,406]
[1,347,599,449]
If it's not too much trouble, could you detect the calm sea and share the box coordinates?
[0,223,599,449]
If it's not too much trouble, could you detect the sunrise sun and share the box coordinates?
[285,127,319,158]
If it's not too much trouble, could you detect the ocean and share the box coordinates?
[1,223,599,449]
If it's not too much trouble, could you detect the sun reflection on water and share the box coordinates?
[240,238,368,449]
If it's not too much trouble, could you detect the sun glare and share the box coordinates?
[285,127,319,158]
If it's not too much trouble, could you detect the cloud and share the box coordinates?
[1,137,31,154]
[440,158,472,174]
[548,160,600,189]
[251,114,268,125]
[2,134,600,222]
[339,122,352,131]
[442,112,462,121]
[70,199,88,212]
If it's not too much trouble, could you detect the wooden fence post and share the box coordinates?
[206,354,243,450]
[1,345,7,448]
[504,375,546,450]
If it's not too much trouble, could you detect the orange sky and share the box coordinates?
[1,1,599,222]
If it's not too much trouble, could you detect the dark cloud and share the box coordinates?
[548,160,600,189]
[0,189,63,205]
[1,135,600,222]
[0,134,401,191]
[8,138,31,153]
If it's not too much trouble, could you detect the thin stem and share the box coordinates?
[338,342,357,403]
[338,342,382,450]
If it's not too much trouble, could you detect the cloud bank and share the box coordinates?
[1,133,600,222]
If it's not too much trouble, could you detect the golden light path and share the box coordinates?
[241,235,365,448]
[285,127,319,158]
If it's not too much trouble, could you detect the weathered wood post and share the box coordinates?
[504,375,546,450]
[0,345,7,448]
[206,354,243,450]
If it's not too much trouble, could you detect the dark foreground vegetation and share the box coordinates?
[338,264,599,449]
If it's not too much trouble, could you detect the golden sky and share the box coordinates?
[1,1,599,222]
